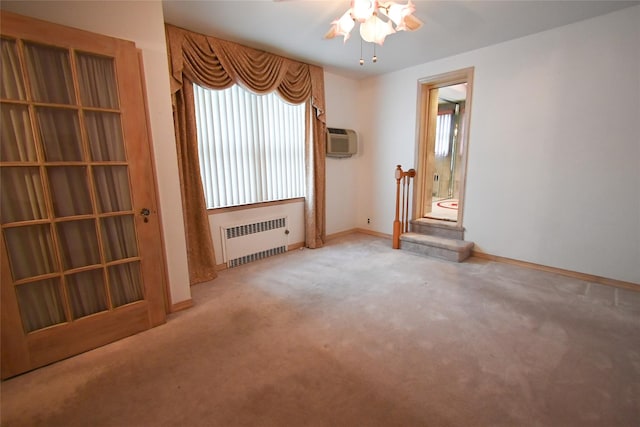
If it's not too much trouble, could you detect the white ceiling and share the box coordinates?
[162,0,638,79]
[438,83,466,103]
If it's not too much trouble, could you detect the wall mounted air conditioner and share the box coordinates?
[326,127,357,158]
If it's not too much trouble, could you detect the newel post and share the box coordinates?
[392,165,416,249]
[393,165,403,249]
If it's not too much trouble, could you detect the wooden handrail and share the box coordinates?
[392,165,416,249]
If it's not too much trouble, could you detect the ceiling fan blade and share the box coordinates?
[404,14,423,31]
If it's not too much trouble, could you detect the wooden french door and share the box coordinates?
[0,11,167,379]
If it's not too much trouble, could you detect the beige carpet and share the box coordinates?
[2,233,639,426]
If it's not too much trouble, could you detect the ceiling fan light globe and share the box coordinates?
[326,10,355,41]
[360,15,395,45]
[351,0,378,22]
[336,10,355,37]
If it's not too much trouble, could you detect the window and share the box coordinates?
[193,83,306,209]
[435,113,452,157]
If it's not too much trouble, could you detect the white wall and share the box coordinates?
[1,1,192,303]
[324,72,362,235]
[359,6,640,283]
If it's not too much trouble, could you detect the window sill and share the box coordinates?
[206,197,305,215]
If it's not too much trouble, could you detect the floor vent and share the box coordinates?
[222,217,288,268]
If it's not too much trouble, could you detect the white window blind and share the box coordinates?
[193,83,306,209]
[435,113,452,157]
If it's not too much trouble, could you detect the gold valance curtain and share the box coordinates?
[165,24,326,285]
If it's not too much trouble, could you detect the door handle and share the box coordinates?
[140,208,151,222]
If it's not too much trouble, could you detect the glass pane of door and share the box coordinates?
[56,219,101,270]
[108,262,143,307]
[4,224,56,280]
[76,53,119,109]
[23,42,75,105]
[47,166,93,217]
[0,167,46,223]
[66,269,107,319]
[93,166,132,213]
[101,215,137,262]
[15,278,66,333]
[1,38,26,100]
[85,112,125,161]
[35,107,83,162]
[0,104,36,161]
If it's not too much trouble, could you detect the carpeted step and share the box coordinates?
[410,218,464,240]
[400,232,474,262]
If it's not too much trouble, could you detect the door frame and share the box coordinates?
[414,67,475,225]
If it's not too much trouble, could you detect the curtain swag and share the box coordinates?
[165,24,326,285]
[166,24,325,113]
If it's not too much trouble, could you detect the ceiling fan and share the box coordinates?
[275,0,423,65]
[274,0,423,45]
[324,0,422,45]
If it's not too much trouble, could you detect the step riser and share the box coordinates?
[410,222,464,240]
[401,240,472,262]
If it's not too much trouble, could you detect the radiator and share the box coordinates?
[221,217,288,268]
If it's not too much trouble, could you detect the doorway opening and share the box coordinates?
[414,68,474,226]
